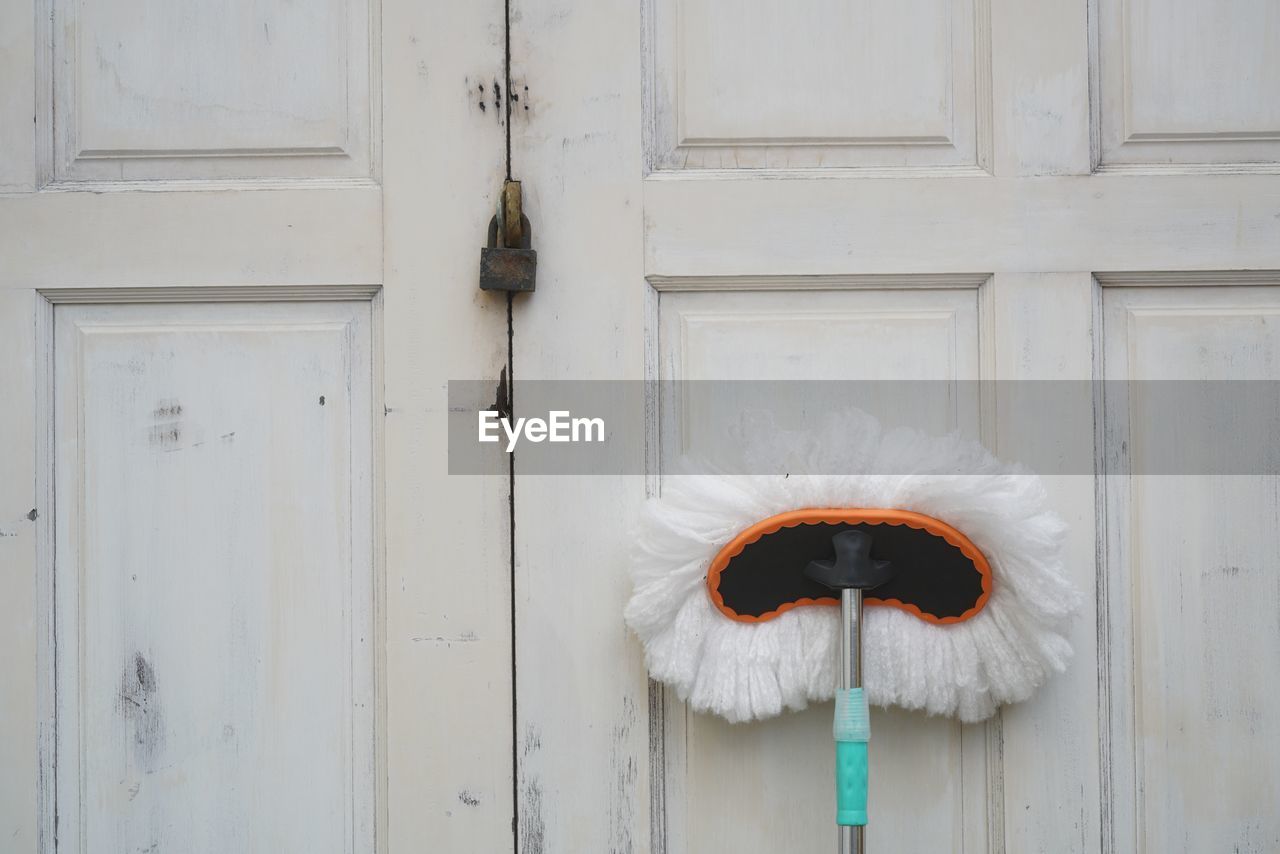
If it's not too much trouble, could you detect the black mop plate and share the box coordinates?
[706,509,991,625]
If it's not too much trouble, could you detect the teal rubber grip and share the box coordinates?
[833,688,870,827]
[836,741,868,826]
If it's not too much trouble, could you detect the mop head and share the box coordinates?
[624,410,1082,724]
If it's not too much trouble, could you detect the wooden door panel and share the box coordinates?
[1102,284,1280,853]
[42,0,376,183]
[656,285,982,469]
[1096,0,1280,169]
[654,283,989,852]
[51,301,376,854]
[642,176,1280,277]
[645,0,990,171]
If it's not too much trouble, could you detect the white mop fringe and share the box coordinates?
[624,410,1082,724]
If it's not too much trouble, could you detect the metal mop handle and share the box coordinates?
[837,588,867,854]
[805,530,895,854]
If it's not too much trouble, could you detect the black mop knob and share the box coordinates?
[804,529,895,591]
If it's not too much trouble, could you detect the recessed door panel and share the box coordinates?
[656,281,987,854]
[52,301,375,854]
[1102,284,1280,853]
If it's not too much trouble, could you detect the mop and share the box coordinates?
[625,410,1080,850]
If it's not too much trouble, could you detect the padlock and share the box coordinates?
[479,214,536,293]
[480,182,536,293]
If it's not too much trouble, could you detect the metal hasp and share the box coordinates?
[805,529,896,854]
[480,179,536,293]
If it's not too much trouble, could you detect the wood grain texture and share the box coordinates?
[645,0,991,171]
[0,0,35,190]
[1096,0,1280,169]
[41,0,378,183]
[0,188,382,288]
[0,291,42,850]
[511,0,650,851]
[51,302,376,854]
[986,274,1101,853]
[657,285,982,454]
[644,174,1280,276]
[378,0,513,849]
[990,0,1090,175]
[1101,284,1280,854]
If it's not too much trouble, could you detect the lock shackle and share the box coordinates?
[499,180,524,247]
[487,214,533,250]
[493,180,532,248]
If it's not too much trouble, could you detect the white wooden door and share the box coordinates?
[4,1,1279,852]
[0,0,516,851]
[511,1,1280,853]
